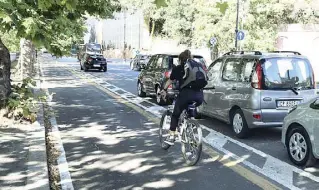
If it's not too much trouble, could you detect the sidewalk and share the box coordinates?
[0,55,49,189]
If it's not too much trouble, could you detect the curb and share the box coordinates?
[39,57,74,190]
[26,102,50,190]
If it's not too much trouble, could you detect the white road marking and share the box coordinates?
[62,62,319,189]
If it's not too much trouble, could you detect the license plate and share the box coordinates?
[94,63,101,66]
[277,100,301,108]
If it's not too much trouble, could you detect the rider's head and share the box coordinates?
[178,50,191,66]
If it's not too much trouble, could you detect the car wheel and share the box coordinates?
[156,86,166,105]
[102,66,107,72]
[137,81,146,97]
[287,126,316,167]
[84,66,88,72]
[231,109,250,139]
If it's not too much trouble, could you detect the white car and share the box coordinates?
[282,97,319,166]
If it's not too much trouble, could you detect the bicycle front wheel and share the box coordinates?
[181,119,203,166]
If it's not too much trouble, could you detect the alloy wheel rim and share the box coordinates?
[233,113,243,134]
[289,132,307,162]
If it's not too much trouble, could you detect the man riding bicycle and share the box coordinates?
[161,50,207,145]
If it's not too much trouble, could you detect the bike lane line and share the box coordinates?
[64,65,284,190]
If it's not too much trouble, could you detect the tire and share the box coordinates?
[156,86,166,105]
[181,119,203,166]
[137,81,146,97]
[159,110,172,150]
[287,126,316,167]
[231,109,250,139]
[102,66,107,72]
[84,64,88,72]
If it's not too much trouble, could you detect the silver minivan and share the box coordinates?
[199,51,317,138]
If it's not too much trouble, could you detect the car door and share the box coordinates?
[143,55,158,93]
[201,59,224,117]
[215,57,244,122]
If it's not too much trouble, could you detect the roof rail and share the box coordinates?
[223,51,262,56]
[269,51,301,55]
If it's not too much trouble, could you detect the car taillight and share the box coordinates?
[164,71,171,78]
[87,57,93,62]
[251,62,263,89]
[168,84,172,89]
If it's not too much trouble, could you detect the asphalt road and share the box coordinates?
[40,56,274,189]
[61,58,291,164]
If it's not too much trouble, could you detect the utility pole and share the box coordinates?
[235,0,240,50]
[138,11,141,50]
[124,9,127,62]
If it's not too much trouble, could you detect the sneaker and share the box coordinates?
[165,130,176,146]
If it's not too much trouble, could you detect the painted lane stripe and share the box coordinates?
[62,64,319,189]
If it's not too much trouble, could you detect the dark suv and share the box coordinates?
[80,52,107,72]
[137,53,207,105]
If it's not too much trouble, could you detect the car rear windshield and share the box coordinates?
[262,57,314,90]
[171,56,206,67]
[87,44,101,52]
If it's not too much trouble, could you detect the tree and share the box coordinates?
[0,0,120,106]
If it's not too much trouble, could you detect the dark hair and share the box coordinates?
[179,50,191,66]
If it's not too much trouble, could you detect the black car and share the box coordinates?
[80,52,107,72]
[130,54,151,71]
[137,53,207,105]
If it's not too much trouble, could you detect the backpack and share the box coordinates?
[180,59,208,90]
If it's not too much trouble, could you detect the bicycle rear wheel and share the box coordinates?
[159,110,171,150]
[181,119,203,166]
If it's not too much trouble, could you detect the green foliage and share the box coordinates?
[6,78,46,123]
[0,30,20,52]
[0,0,120,56]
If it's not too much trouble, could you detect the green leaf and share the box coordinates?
[216,2,229,15]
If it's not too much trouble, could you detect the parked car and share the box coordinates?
[130,54,152,71]
[137,52,207,105]
[80,52,107,72]
[199,51,317,138]
[282,97,319,166]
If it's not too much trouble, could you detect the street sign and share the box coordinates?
[237,30,245,41]
[210,37,217,46]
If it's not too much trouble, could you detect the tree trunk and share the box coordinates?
[0,38,11,108]
[19,39,35,79]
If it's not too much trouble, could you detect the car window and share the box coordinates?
[222,58,243,82]
[147,56,156,69]
[162,56,170,69]
[241,59,256,82]
[150,55,158,68]
[262,57,314,89]
[156,56,163,68]
[208,59,223,82]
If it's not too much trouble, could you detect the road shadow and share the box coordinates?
[43,62,261,190]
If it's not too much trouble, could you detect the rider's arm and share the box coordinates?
[163,79,173,90]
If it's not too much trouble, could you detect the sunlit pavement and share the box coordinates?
[53,56,319,189]
[39,56,274,189]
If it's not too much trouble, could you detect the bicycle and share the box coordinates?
[159,92,203,166]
